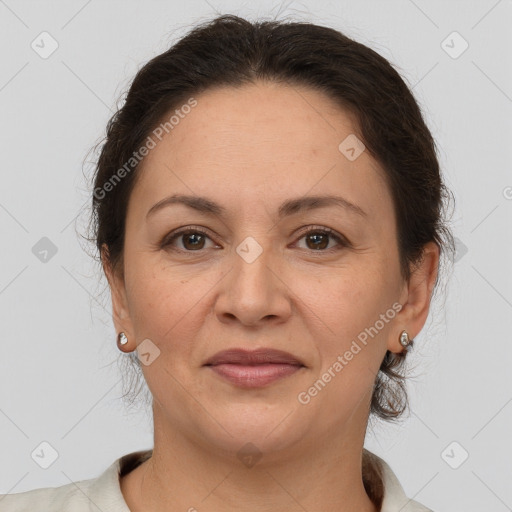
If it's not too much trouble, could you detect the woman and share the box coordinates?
[0,14,453,512]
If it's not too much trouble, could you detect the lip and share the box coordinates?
[204,348,305,388]
[205,348,304,366]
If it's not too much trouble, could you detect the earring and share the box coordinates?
[117,332,129,351]
[399,330,411,350]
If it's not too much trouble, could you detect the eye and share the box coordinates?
[161,225,349,253]
[161,227,219,252]
[294,226,349,251]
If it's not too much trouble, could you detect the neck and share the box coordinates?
[121,406,379,512]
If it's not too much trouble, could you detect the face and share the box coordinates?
[106,81,433,460]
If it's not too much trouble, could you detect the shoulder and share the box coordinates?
[0,451,146,512]
[363,448,435,512]
[0,477,99,512]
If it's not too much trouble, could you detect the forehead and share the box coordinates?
[149,81,359,166]
[130,81,392,223]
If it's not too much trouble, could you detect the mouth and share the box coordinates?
[204,348,306,388]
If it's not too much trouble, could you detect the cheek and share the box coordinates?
[297,272,392,416]
[124,256,219,350]
[302,266,391,336]
[295,263,396,379]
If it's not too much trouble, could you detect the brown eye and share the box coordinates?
[295,227,348,252]
[181,232,206,250]
[305,232,329,250]
[162,228,218,252]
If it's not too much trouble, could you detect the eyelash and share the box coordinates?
[160,225,350,254]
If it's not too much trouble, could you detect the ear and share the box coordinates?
[101,244,135,349]
[388,241,440,354]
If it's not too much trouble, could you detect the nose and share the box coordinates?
[214,246,292,327]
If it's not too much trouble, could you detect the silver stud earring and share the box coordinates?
[117,332,129,350]
[399,330,410,349]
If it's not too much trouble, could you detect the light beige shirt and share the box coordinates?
[0,449,433,511]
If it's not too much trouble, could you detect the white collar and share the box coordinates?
[363,449,433,511]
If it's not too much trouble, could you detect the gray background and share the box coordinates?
[0,1,511,510]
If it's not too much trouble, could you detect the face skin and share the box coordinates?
[103,81,439,512]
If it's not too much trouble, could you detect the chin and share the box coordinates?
[194,404,307,462]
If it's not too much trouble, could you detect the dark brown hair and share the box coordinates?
[87,14,455,421]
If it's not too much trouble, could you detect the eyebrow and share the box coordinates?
[146,193,367,220]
